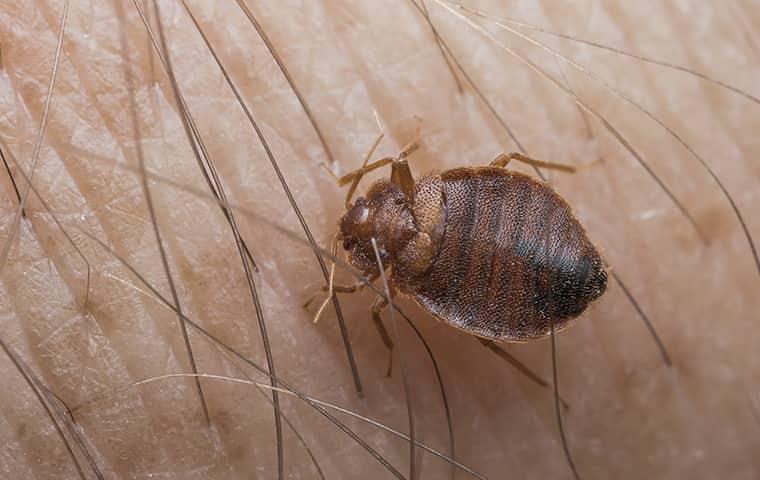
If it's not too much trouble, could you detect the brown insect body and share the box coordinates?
[340,164,607,342]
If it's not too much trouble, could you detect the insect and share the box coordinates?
[314,131,608,360]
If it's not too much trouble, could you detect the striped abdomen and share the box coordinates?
[409,167,607,341]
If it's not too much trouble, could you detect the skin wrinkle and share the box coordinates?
[0,1,758,479]
[29,4,217,474]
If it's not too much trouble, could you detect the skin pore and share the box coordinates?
[0,1,758,478]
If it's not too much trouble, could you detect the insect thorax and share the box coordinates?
[339,174,446,284]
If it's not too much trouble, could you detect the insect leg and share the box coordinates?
[309,234,339,324]
[491,152,576,173]
[371,295,396,377]
[478,338,569,410]
[302,282,362,309]
[306,281,368,322]
[306,269,379,323]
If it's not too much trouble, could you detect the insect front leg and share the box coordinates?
[306,279,372,323]
[371,294,396,377]
[491,152,576,173]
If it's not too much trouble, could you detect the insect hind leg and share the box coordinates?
[478,337,570,410]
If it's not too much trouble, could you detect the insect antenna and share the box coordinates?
[341,132,386,208]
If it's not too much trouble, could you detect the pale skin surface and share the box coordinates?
[0,1,759,479]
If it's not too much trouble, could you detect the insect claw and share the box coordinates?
[312,295,331,324]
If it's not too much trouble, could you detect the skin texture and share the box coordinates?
[0,1,759,479]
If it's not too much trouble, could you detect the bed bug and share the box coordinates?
[313,133,608,362]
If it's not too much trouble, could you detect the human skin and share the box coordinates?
[0,1,758,479]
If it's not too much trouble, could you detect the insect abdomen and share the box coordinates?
[411,167,607,341]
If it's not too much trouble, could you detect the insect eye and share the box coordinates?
[356,206,369,224]
[342,238,354,250]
